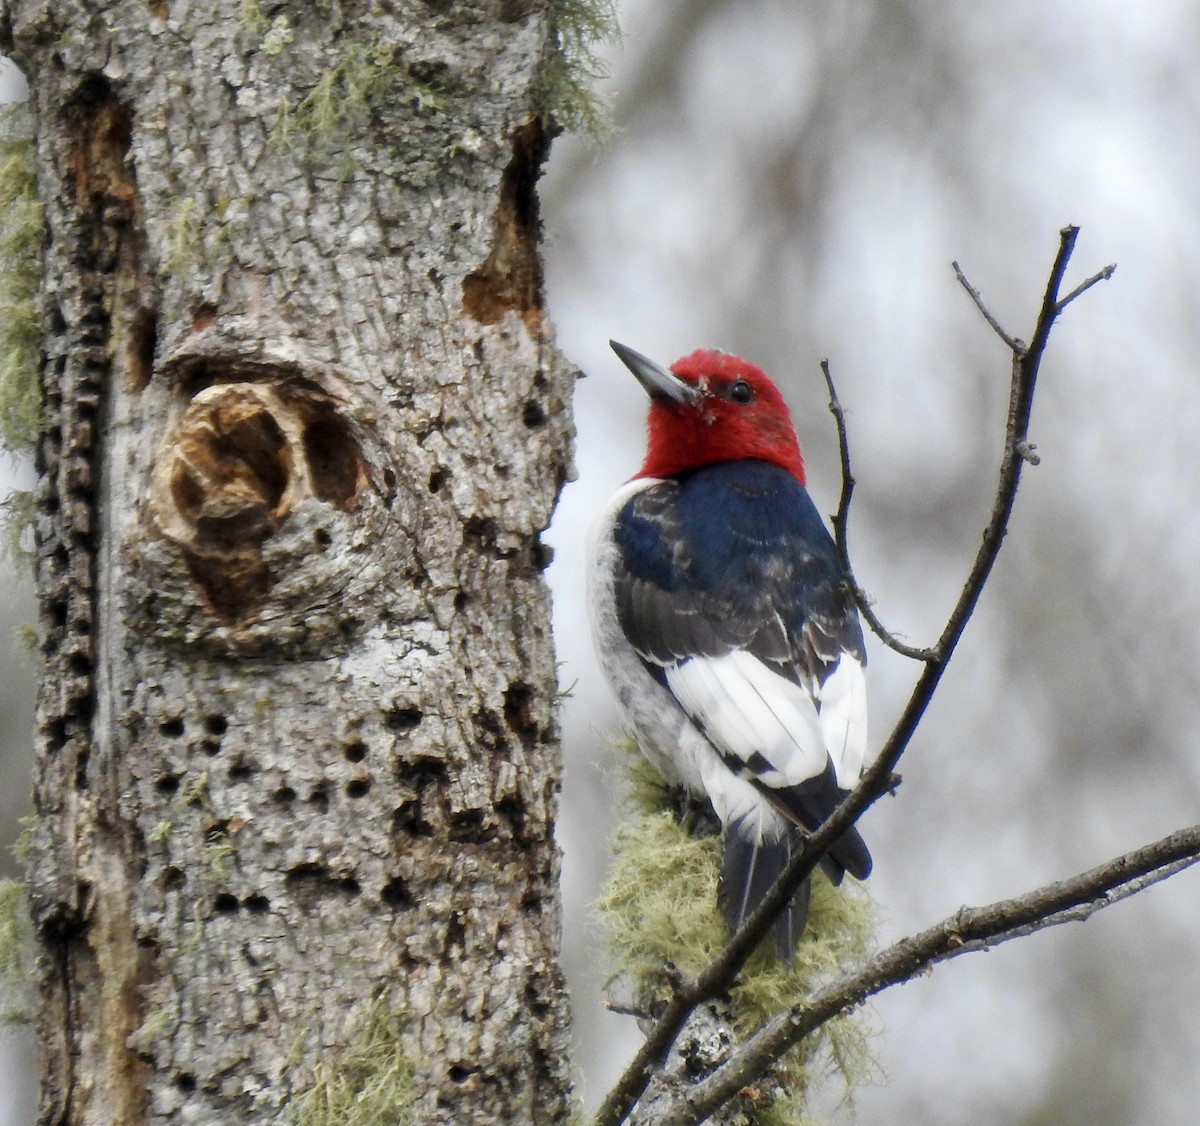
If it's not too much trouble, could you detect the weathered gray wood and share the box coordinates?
[2,1,575,1121]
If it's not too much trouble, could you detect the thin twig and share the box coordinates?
[821,359,934,662]
[594,227,1117,1126]
[936,225,1082,662]
[658,823,1200,1124]
[953,260,1021,350]
[1057,262,1117,311]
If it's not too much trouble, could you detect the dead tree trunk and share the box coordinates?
[1,2,575,1121]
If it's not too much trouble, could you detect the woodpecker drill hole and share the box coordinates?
[380,877,415,909]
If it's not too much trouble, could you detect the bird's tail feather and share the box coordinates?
[719,827,809,963]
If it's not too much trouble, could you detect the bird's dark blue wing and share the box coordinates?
[613,459,871,880]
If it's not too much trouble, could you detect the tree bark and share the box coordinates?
[1,1,575,1122]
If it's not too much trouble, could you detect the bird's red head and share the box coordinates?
[610,342,807,484]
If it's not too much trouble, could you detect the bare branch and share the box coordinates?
[821,359,935,663]
[595,227,1117,1126]
[1057,262,1117,312]
[953,259,1021,351]
[658,823,1200,1125]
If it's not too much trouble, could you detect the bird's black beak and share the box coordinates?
[610,340,699,405]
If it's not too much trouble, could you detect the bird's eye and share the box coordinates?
[728,380,755,405]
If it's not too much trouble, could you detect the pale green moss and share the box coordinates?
[541,0,619,136]
[273,39,406,154]
[289,995,415,1126]
[597,747,878,1121]
[203,828,238,884]
[11,817,36,866]
[0,101,43,454]
[240,0,269,35]
[127,1004,177,1055]
[162,196,202,284]
[177,769,212,811]
[0,878,33,1024]
[0,487,35,570]
[261,15,296,57]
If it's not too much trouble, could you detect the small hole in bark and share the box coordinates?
[48,599,68,628]
[303,415,363,509]
[204,714,227,736]
[155,773,181,795]
[272,786,296,805]
[428,467,450,493]
[286,862,360,899]
[213,892,239,914]
[343,740,367,763]
[314,527,332,550]
[160,717,185,737]
[522,399,547,428]
[380,877,414,909]
[43,717,68,753]
[495,794,528,837]
[385,706,423,732]
[450,809,496,844]
[390,803,432,838]
[448,1064,477,1083]
[128,305,159,391]
[191,303,217,332]
[307,785,329,813]
[244,894,270,914]
[229,759,254,782]
[67,652,92,678]
[201,738,222,757]
[162,866,185,890]
[503,682,537,743]
[345,777,372,799]
[175,1073,196,1093]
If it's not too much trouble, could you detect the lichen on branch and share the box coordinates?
[0,99,42,454]
[598,749,876,1121]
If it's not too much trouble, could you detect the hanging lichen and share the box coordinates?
[597,746,879,1122]
[288,994,416,1126]
[0,100,42,454]
[540,0,619,136]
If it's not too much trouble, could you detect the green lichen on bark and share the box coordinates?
[597,748,878,1122]
[0,486,35,569]
[541,0,619,135]
[288,995,415,1126]
[0,878,33,1024]
[270,34,430,164]
[0,100,42,454]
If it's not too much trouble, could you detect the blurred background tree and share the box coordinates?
[546,1,1200,1123]
[4,1,1200,1122]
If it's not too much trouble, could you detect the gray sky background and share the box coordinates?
[545,2,1200,1122]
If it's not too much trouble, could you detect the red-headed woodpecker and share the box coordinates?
[587,341,871,960]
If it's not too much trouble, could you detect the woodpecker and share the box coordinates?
[587,341,871,960]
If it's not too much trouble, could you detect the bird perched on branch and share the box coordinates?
[587,341,871,960]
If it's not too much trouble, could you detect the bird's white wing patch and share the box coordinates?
[665,651,829,788]
[815,654,867,788]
